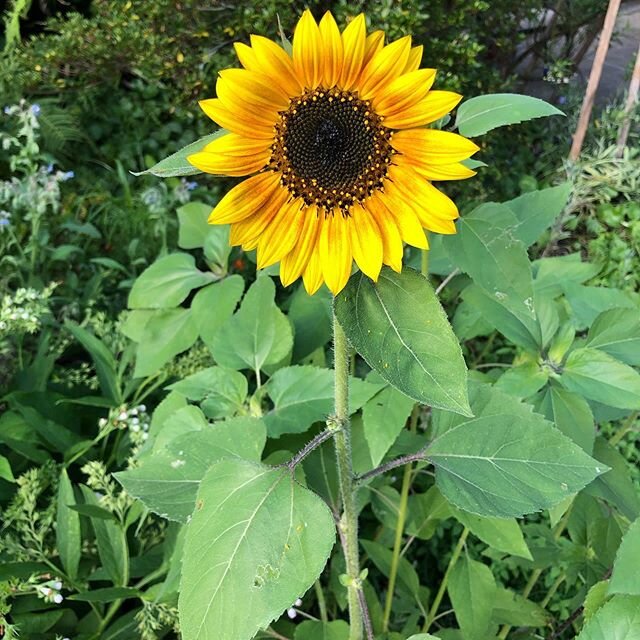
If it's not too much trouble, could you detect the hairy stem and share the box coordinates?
[333,309,363,640]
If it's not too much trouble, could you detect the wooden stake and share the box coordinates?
[616,42,640,157]
[569,0,622,161]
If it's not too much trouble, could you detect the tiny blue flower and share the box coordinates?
[31,104,41,116]
[558,96,567,105]
[46,163,54,174]
[186,181,198,191]
[3,106,10,115]
[62,170,75,181]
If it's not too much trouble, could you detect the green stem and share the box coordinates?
[314,579,328,623]
[382,406,420,632]
[424,527,469,631]
[609,411,638,446]
[332,310,363,640]
[421,240,430,277]
[540,573,565,609]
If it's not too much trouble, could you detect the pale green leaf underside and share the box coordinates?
[455,93,564,137]
[132,130,227,177]
[179,459,335,640]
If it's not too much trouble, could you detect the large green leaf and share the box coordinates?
[585,438,640,521]
[179,459,335,640]
[453,508,532,559]
[288,285,333,361]
[134,308,199,378]
[609,517,640,595]
[177,202,214,249]
[455,93,563,137]
[491,587,549,627]
[576,595,640,639]
[128,253,214,309]
[444,206,541,350]
[448,555,496,640]
[362,382,415,466]
[263,365,383,437]
[461,284,540,351]
[561,348,640,410]
[586,307,640,366]
[534,386,595,453]
[293,621,350,640]
[335,268,471,416]
[563,284,635,331]
[426,412,605,517]
[211,276,293,374]
[533,253,601,299]
[191,276,244,351]
[56,469,81,579]
[503,183,571,247]
[115,417,266,522]
[132,131,226,177]
[167,366,247,418]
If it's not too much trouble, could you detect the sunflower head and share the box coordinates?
[188,10,479,295]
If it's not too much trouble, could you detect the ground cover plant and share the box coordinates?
[1,2,639,640]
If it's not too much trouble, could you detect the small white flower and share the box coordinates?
[52,580,62,590]
[295,598,302,607]
[118,411,128,421]
[54,593,64,604]
[287,608,297,619]
[98,418,107,428]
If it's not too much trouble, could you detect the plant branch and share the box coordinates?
[286,429,335,470]
[357,586,375,640]
[356,448,429,485]
[435,268,460,295]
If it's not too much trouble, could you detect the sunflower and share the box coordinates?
[188,10,479,295]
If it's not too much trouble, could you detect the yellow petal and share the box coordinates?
[187,150,268,177]
[229,187,289,248]
[320,212,353,294]
[257,198,305,268]
[383,91,462,129]
[280,205,322,287]
[373,68,436,116]
[303,243,325,295]
[404,45,423,72]
[215,81,279,128]
[202,133,271,157]
[389,163,459,223]
[366,195,404,272]
[319,12,343,88]
[293,10,323,89]
[393,129,479,164]
[208,172,281,224]
[363,30,385,66]
[339,14,366,90]
[218,68,290,110]
[378,183,429,249]
[350,203,383,280]
[357,36,411,100]
[249,35,302,97]
[234,42,258,70]
[198,99,274,139]
[410,161,477,181]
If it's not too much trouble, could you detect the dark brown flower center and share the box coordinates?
[269,87,394,215]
